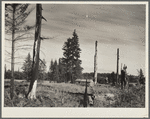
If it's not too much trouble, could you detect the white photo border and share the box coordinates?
[1,1,149,118]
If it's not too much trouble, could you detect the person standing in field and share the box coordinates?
[121,65,128,89]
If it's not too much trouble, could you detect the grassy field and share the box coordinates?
[4,80,145,107]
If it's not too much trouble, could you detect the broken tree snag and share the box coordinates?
[120,63,122,84]
[83,79,88,107]
[116,48,119,85]
[10,5,16,100]
[94,41,98,84]
[27,4,43,99]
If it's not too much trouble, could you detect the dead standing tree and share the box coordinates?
[116,48,119,85]
[27,4,47,99]
[94,41,98,84]
[5,4,33,99]
[83,79,88,107]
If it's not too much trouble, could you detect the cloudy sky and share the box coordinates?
[4,3,146,75]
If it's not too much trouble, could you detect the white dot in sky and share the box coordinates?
[86,15,88,18]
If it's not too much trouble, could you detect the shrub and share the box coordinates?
[112,85,145,107]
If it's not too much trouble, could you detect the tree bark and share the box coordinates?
[27,4,42,99]
[94,41,98,84]
[10,5,15,100]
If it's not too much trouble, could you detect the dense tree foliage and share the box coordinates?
[5,69,24,80]
[48,59,62,82]
[53,60,59,82]
[21,53,32,81]
[48,60,54,81]
[137,69,145,84]
[58,58,67,82]
[82,72,139,84]
[38,59,47,80]
[62,30,83,83]
[22,53,47,81]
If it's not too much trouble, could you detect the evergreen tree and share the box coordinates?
[58,58,66,83]
[138,69,145,84]
[53,60,59,82]
[5,69,12,79]
[38,59,47,80]
[49,60,54,73]
[22,54,47,81]
[21,53,32,81]
[48,59,54,82]
[62,29,83,83]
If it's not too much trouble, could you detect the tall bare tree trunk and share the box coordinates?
[94,41,98,84]
[83,79,88,107]
[10,5,15,99]
[18,67,20,79]
[5,64,7,79]
[27,4,42,99]
[116,48,119,84]
[120,63,122,84]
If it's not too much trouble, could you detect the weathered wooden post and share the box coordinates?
[94,41,98,84]
[116,48,119,84]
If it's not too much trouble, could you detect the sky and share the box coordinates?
[4,3,146,75]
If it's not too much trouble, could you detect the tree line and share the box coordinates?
[5,29,83,83]
[5,61,144,85]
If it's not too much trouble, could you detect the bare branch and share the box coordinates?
[5,15,13,21]
[14,47,32,53]
[39,58,46,66]
[5,7,13,12]
[16,44,33,48]
[15,32,34,40]
[5,20,13,26]
[5,50,11,54]
[5,38,12,41]
[40,36,49,40]
[42,16,47,21]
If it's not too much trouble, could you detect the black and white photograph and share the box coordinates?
[2,1,149,118]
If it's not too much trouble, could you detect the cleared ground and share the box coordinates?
[4,80,145,107]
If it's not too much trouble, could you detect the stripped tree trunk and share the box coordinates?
[83,79,88,107]
[116,48,119,85]
[10,5,15,99]
[94,41,98,84]
[27,4,42,99]
[120,63,122,84]
[5,64,7,79]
